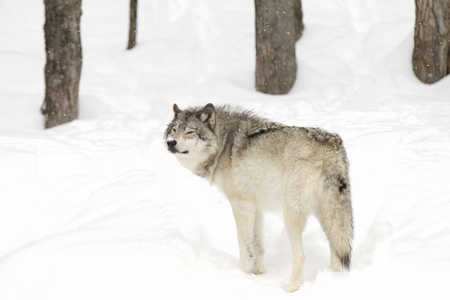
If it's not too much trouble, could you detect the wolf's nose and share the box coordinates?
[167,140,177,148]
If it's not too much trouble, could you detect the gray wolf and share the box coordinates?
[164,103,353,292]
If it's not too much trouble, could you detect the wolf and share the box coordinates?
[164,103,353,292]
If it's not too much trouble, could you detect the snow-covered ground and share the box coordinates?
[1,0,449,299]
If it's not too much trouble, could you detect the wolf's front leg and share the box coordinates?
[253,209,265,274]
[231,200,264,274]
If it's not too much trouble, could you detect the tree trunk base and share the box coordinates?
[42,0,82,128]
[412,0,450,84]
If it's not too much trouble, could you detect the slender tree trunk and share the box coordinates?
[42,0,82,128]
[413,0,450,84]
[294,0,304,41]
[255,0,297,95]
[127,0,138,50]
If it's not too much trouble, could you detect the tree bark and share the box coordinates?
[413,0,450,84]
[127,0,138,50]
[294,0,304,41]
[42,0,82,128]
[255,0,297,95]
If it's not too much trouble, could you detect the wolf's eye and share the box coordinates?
[186,131,195,135]
[172,128,176,133]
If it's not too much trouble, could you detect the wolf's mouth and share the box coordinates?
[168,148,189,155]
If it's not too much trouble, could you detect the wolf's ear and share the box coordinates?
[199,103,216,130]
[173,103,182,116]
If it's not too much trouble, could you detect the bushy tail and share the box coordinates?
[320,148,353,270]
[324,182,353,270]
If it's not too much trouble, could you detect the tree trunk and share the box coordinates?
[294,0,304,41]
[127,0,138,50]
[42,0,82,129]
[255,0,297,95]
[412,0,450,84]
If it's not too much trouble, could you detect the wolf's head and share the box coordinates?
[164,103,219,174]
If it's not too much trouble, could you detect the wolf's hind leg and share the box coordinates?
[283,202,308,293]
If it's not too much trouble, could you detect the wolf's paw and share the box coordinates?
[283,282,301,293]
[241,262,265,275]
[240,255,256,273]
[253,269,265,275]
[254,259,265,275]
[240,252,266,275]
[241,265,263,275]
[331,263,343,273]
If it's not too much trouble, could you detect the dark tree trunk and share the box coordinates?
[42,0,82,129]
[413,0,450,84]
[127,0,138,50]
[255,0,297,95]
[294,0,304,41]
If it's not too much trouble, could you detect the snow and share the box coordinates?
[1,0,450,299]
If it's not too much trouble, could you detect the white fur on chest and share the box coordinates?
[212,163,284,211]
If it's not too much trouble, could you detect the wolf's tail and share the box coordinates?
[319,146,354,270]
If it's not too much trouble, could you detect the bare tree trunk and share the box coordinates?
[127,0,138,50]
[255,0,297,95]
[294,0,304,41]
[42,0,82,129]
[413,0,450,84]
